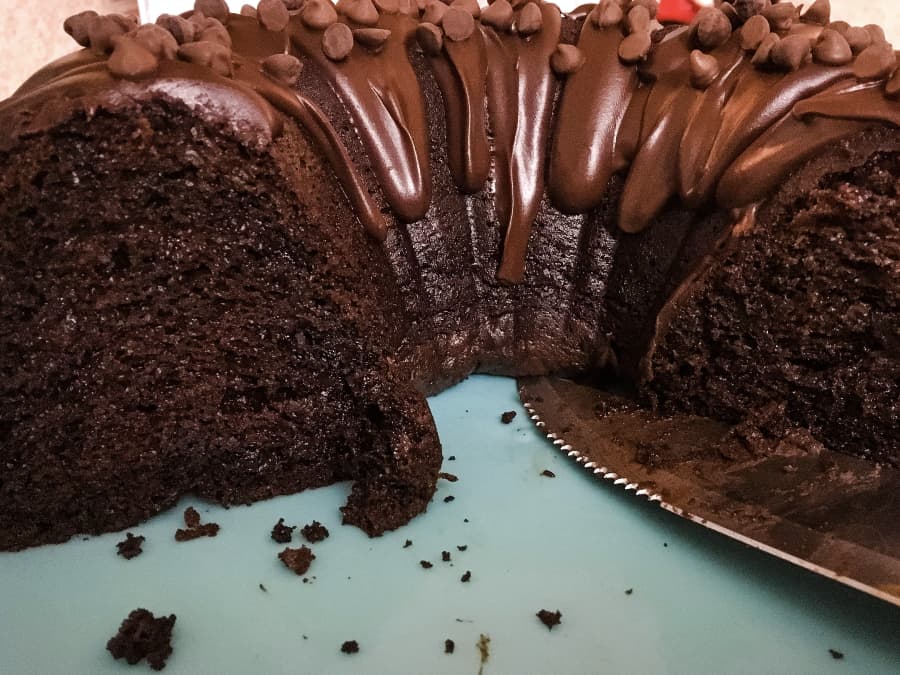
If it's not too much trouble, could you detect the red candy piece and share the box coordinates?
[657,0,701,25]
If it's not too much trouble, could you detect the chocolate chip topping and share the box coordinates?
[733,0,766,22]
[751,32,780,66]
[64,11,99,47]
[625,5,650,35]
[517,2,542,36]
[323,22,354,60]
[718,2,740,28]
[194,17,233,47]
[591,0,623,29]
[374,0,400,14]
[480,0,514,32]
[866,24,886,44]
[630,0,659,20]
[353,28,391,52]
[257,0,291,31]
[88,15,132,55]
[550,44,585,75]
[336,0,380,26]
[241,4,258,17]
[195,0,231,23]
[802,0,830,26]
[416,22,444,54]
[762,3,797,34]
[740,14,770,51]
[692,8,732,52]
[451,0,481,20]
[618,30,652,64]
[812,28,852,66]
[443,7,475,42]
[770,33,811,71]
[131,24,179,61]
[844,26,873,55]
[262,52,304,85]
[157,14,197,44]
[302,0,339,29]
[422,1,448,26]
[178,40,234,77]
[689,49,719,88]
[853,42,898,81]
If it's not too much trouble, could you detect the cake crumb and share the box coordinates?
[457,545,468,551]
[444,638,455,654]
[106,608,176,671]
[420,560,433,569]
[444,495,455,503]
[271,518,294,544]
[279,546,315,575]
[341,640,359,654]
[540,469,556,478]
[259,583,267,592]
[403,539,413,548]
[448,455,456,461]
[439,472,458,482]
[461,570,472,583]
[536,609,562,630]
[501,411,517,424]
[116,532,145,560]
[625,588,633,595]
[477,634,490,674]
[829,649,844,660]
[301,520,329,543]
[175,507,219,542]
[442,550,451,562]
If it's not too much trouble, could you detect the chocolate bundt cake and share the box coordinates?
[0,0,897,551]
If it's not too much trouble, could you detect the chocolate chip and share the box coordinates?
[812,28,851,66]
[733,0,766,22]
[240,4,258,17]
[417,22,444,54]
[88,15,130,55]
[629,0,658,20]
[131,24,179,61]
[422,0,448,26]
[374,0,400,14]
[625,5,650,35]
[740,14,770,52]
[64,11,99,47]
[843,26,872,54]
[480,0,513,31]
[618,30,652,64]
[887,67,900,99]
[257,0,290,30]
[865,24,886,44]
[517,2,542,36]
[443,6,475,41]
[762,2,797,34]
[550,44,585,75]
[195,0,230,23]
[591,0,623,29]
[195,17,233,47]
[689,48,719,88]
[353,27,391,52]
[322,22,354,60]
[692,8,732,52]
[802,0,830,26]
[827,20,850,36]
[769,33,810,71]
[262,52,303,85]
[853,42,897,80]
[751,31,779,66]
[282,0,305,9]
[451,0,481,19]
[336,0,380,26]
[718,2,740,28]
[178,40,234,76]
[302,0,338,29]
[157,14,197,44]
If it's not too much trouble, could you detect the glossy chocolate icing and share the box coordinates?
[0,0,898,281]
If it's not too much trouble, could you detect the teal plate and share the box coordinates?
[2,375,899,674]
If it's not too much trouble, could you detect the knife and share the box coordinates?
[518,375,900,608]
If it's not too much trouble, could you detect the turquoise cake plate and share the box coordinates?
[2,376,899,674]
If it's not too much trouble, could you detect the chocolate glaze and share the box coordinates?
[0,2,898,280]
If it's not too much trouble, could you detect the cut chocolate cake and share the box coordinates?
[0,0,897,551]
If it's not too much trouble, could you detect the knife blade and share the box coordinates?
[518,375,900,608]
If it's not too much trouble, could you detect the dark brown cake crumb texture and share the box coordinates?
[116,532,145,560]
[536,609,562,630]
[439,472,458,482]
[444,638,455,654]
[279,545,315,575]
[457,545,467,551]
[540,469,556,478]
[829,649,844,660]
[271,518,294,543]
[501,411,517,424]
[174,507,220,542]
[420,560,433,569]
[461,570,471,582]
[442,550,451,562]
[444,495,455,503]
[301,520,329,543]
[106,608,176,671]
[403,539,412,548]
[341,640,359,654]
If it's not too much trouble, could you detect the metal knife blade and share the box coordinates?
[518,375,900,608]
